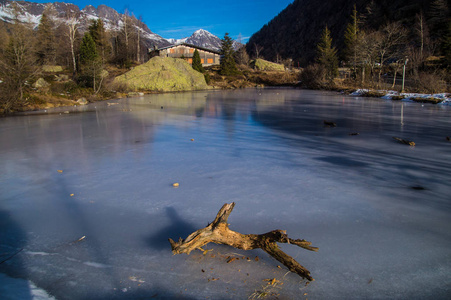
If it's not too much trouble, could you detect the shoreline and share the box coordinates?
[2,86,450,118]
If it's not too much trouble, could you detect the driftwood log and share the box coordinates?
[323,120,337,127]
[169,203,318,281]
[392,136,415,146]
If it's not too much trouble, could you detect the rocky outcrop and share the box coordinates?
[114,57,209,92]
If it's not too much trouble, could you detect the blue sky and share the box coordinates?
[31,0,294,41]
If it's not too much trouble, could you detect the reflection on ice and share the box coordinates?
[1,89,450,299]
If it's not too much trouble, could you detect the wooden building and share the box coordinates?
[149,43,220,66]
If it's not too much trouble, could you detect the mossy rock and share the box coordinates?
[251,59,285,71]
[114,57,209,92]
[33,78,50,88]
[361,90,386,98]
[411,97,442,104]
[42,65,64,73]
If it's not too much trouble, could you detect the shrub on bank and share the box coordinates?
[299,64,327,89]
[414,72,448,94]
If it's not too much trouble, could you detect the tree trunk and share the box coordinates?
[169,203,318,281]
[392,67,398,88]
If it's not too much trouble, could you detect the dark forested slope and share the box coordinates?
[246,0,445,66]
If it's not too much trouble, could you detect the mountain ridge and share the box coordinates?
[0,0,228,52]
[0,0,172,48]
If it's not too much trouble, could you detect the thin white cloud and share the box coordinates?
[159,26,203,34]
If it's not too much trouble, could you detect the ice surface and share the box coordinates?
[1,89,450,299]
[0,273,56,300]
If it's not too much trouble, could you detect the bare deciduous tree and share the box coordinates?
[136,16,144,63]
[254,43,263,59]
[64,9,79,75]
[356,30,380,85]
[374,22,407,87]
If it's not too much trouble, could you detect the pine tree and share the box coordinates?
[317,26,338,81]
[192,49,204,73]
[443,21,451,68]
[220,33,239,75]
[79,33,102,91]
[88,19,111,64]
[428,0,449,40]
[35,13,56,65]
[344,5,359,76]
[80,33,98,65]
[428,0,450,67]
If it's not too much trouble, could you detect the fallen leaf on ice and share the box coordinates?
[264,278,279,286]
[226,257,239,263]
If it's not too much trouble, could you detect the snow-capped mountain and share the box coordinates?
[0,1,244,52]
[167,29,243,51]
[166,37,188,45]
[166,29,221,51]
[185,29,222,51]
[0,0,171,48]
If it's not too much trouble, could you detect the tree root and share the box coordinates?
[169,202,318,281]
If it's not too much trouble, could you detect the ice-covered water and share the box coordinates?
[1,88,450,299]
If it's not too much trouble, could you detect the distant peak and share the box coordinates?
[194,29,211,35]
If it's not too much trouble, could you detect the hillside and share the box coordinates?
[246,0,443,66]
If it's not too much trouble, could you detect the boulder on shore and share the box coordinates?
[33,78,50,89]
[76,98,88,105]
[251,59,285,71]
[114,57,209,92]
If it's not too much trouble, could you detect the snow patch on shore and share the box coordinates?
[351,89,451,104]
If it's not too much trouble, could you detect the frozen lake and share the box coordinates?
[1,88,450,299]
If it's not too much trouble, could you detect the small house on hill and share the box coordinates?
[149,43,220,67]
